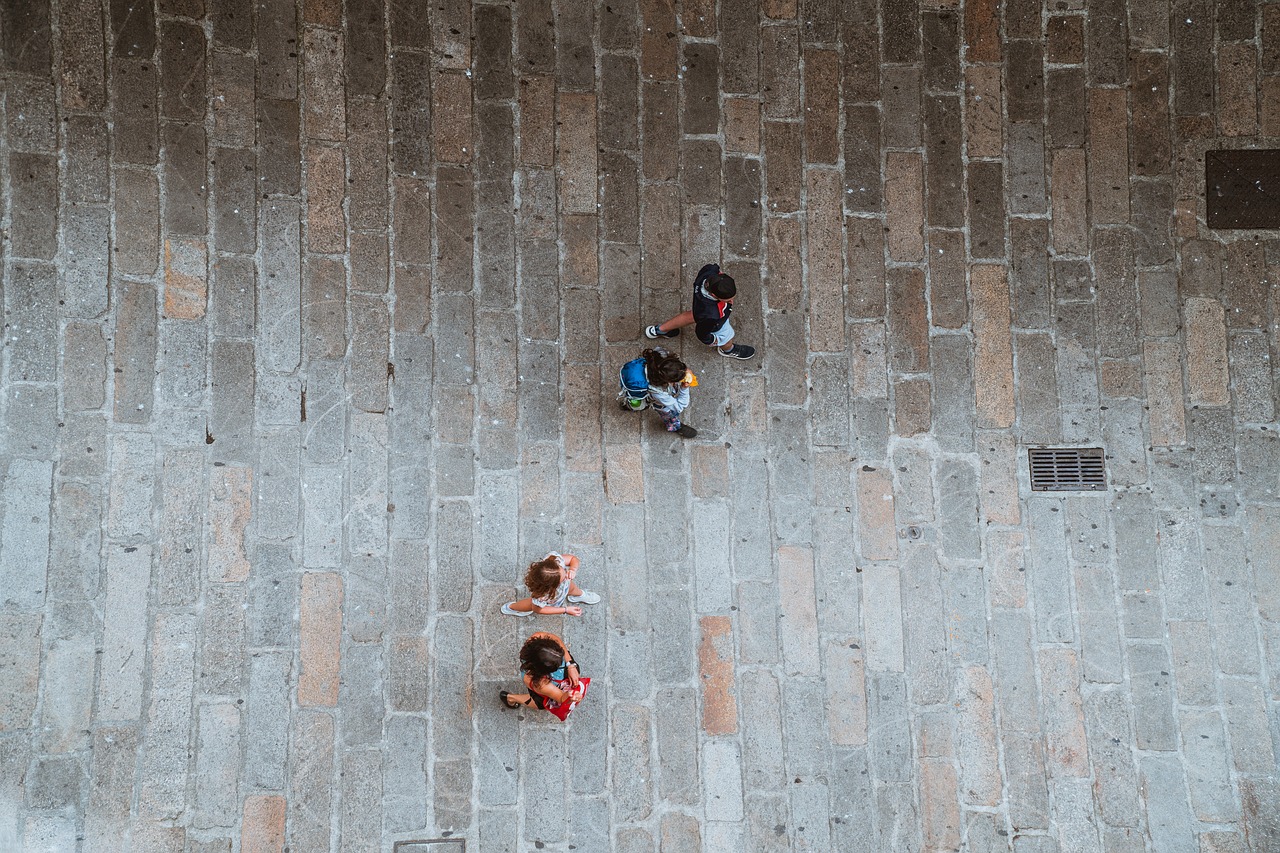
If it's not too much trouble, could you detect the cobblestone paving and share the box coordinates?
[0,0,1279,851]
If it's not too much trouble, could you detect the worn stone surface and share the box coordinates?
[5,4,1274,850]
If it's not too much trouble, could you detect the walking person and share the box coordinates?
[500,631,590,721]
[500,552,600,617]
[618,347,700,438]
[644,262,756,360]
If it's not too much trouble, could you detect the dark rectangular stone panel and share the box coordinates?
[1206,150,1280,229]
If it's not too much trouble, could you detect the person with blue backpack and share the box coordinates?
[618,347,699,438]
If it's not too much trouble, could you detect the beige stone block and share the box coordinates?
[698,616,737,735]
[965,65,1002,158]
[1185,297,1230,406]
[164,238,207,319]
[972,264,1015,428]
[857,466,898,561]
[241,795,286,853]
[1144,341,1187,446]
[885,151,925,262]
[724,97,760,154]
[298,572,343,707]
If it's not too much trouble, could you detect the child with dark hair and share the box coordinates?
[500,552,600,617]
[500,631,590,720]
[620,347,699,438]
[644,262,756,360]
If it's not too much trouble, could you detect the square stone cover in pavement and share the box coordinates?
[1,1,1278,853]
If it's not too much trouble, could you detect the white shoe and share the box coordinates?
[501,602,534,616]
[567,590,601,605]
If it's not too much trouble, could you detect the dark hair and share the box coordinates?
[707,273,736,299]
[642,348,687,385]
[524,557,563,599]
[519,636,565,681]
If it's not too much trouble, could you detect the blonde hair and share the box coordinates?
[524,556,563,599]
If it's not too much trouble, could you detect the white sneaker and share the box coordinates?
[645,325,679,339]
[567,590,601,605]
[501,602,534,616]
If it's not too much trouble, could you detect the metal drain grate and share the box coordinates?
[1028,447,1107,492]
[394,841,465,852]
[1205,149,1280,229]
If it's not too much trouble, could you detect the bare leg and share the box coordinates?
[717,337,735,352]
[503,597,535,613]
[503,692,535,708]
[657,311,695,333]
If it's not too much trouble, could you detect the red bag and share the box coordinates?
[543,677,590,721]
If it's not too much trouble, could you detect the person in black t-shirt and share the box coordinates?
[643,263,756,360]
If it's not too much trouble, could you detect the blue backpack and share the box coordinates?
[618,357,649,410]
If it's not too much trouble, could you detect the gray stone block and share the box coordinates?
[1111,491,1159,591]
[1179,709,1238,822]
[868,671,911,784]
[36,633,95,754]
[735,580,780,666]
[432,615,474,762]
[0,459,53,610]
[693,506,734,613]
[338,749,382,850]
[1026,499,1075,643]
[209,339,255,464]
[339,640,384,748]
[1050,778,1103,853]
[25,755,84,810]
[256,429,301,539]
[193,703,241,829]
[609,704,653,821]
[1126,641,1177,751]
[1137,755,1197,852]
[434,500,474,612]
[901,544,949,705]
[937,460,981,560]
[1073,561,1124,684]
[243,651,291,790]
[199,583,246,696]
[383,715,428,833]
[1083,689,1139,826]
[1157,510,1209,621]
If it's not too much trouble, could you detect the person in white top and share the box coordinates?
[501,552,601,616]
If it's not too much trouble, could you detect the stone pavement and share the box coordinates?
[1,0,1279,851]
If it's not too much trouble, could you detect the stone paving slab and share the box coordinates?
[1,1,1279,851]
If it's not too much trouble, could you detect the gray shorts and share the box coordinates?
[706,319,734,347]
